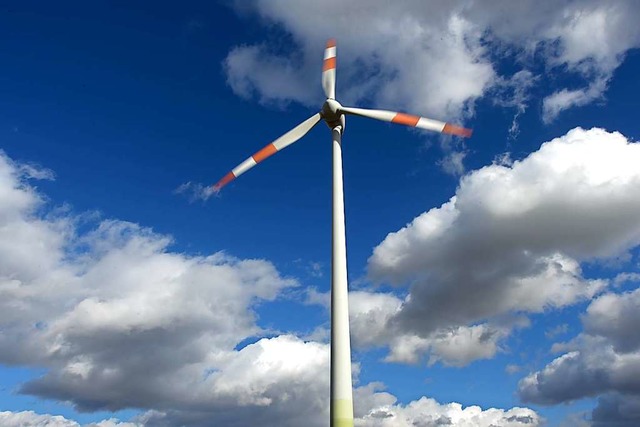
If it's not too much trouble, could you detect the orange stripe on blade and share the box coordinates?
[214,172,236,190]
[392,113,420,127]
[323,57,336,71]
[443,124,473,138]
[252,143,278,163]
[326,38,336,48]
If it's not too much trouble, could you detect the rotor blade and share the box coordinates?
[322,39,336,99]
[213,113,322,191]
[339,106,472,138]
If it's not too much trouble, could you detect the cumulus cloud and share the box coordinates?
[0,411,139,427]
[583,290,640,353]
[0,149,319,423]
[306,290,525,366]
[0,150,539,425]
[356,397,542,427]
[1,395,543,427]
[0,411,81,427]
[226,1,640,125]
[225,44,316,107]
[591,394,640,427]
[0,392,543,427]
[360,127,640,365]
[613,272,640,287]
[131,335,332,426]
[518,287,640,409]
[226,1,494,120]
[539,2,640,121]
[348,291,403,348]
[386,323,505,367]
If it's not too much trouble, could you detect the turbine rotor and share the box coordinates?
[322,99,345,130]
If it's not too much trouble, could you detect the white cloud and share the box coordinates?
[348,291,403,348]
[438,150,468,176]
[361,127,640,365]
[0,149,321,422]
[613,272,640,287]
[346,291,526,366]
[0,151,540,425]
[221,1,640,177]
[542,78,607,123]
[300,128,640,368]
[0,411,139,427]
[545,324,569,339]
[492,71,537,139]
[591,393,640,427]
[0,411,80,427]
[423,323,516,367]
[506,364,522,375]
[174,181,218,201]
[539,2,640,75]
[537,2,640,121]
[583,290,640,353]
[1,393,543,427]
[224,44,316,107]
[518,288,640,426]
[226,1,640,124]
[518,334,640,405]
[227,0,496,120]
[382,318,530,368]
[19,163,56,181]
[356,396,542,427]
[2,380,543,427]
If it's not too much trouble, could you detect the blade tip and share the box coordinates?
[326,38,336,48]
[214,172,236,191]
[443,124,473,138]
[459,128,473,138]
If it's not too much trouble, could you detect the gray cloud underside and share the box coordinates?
[348,128,640,366]
[0,149,540,426]
[519,288,640,406]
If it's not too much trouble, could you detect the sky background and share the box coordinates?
[2,1,640,426]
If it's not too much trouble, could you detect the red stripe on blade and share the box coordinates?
[326,38,336,48]
[252,143,278,163]
[214,172,236,190]
[323,57,336,71]
[442,124,473,138]
[392,113,420,127]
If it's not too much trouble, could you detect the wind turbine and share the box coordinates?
[213,39,472,427]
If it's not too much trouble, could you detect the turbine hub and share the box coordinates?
[322,99,345,130]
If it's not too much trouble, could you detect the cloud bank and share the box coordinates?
[226,0,640,124]
[518,286,640,425]
[0,149,540,426]
[350,128,640,366]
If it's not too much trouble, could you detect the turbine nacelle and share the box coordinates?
[322,99,345,131]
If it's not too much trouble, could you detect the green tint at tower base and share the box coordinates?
[331,399,353,427]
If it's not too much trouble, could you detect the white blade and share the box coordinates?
[339,106,472,137]
[322,39,336,99]
[213,113,322,190]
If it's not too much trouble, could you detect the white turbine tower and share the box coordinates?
[213,39,472,427]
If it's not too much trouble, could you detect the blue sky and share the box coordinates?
[2,1,640,426]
